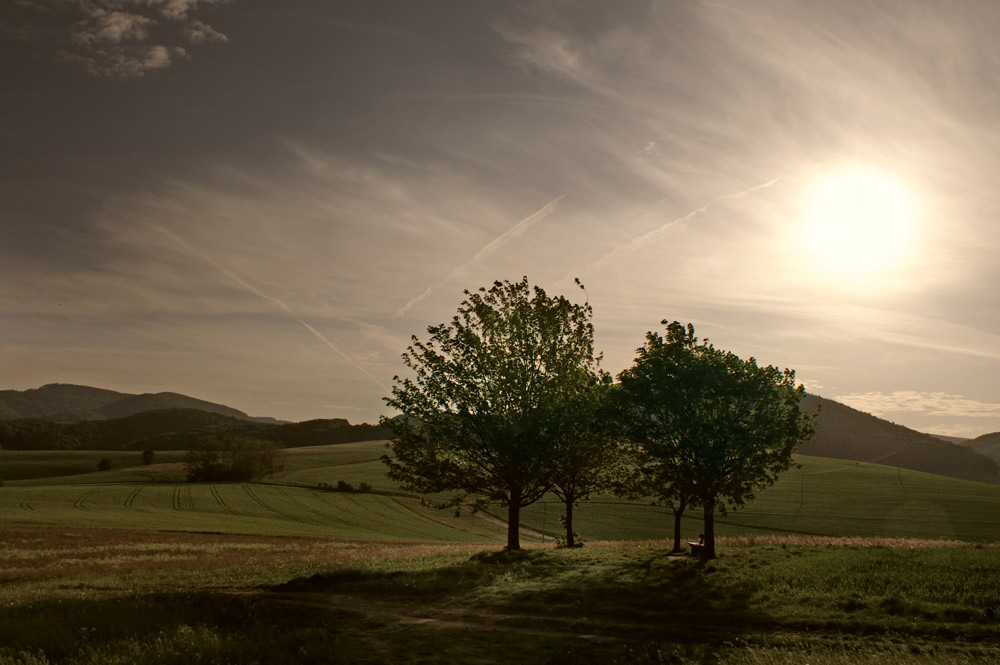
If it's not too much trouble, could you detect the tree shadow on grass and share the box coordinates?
[272,546,772,647]
[0,591,347,664]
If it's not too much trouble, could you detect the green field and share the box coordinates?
[2,529,999,664]
[3,441,1000,544]
[0,450,188,483]
[3,441,1000,663]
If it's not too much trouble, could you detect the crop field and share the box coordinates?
[2,441,1000,663]
[0,481,501,541]
[3,441,1000,544]
[521,456,1000,544]
[0,450,187,484]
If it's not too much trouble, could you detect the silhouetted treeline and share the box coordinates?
[0,408,392,451]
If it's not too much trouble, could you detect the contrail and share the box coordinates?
[151,225,390,393]
[567,176,781,278]
[396,195,565,317]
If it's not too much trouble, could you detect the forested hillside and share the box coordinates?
[798,395,1000,483]
[0,409,391,451]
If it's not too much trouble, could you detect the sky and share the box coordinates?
[3,1,1000,437]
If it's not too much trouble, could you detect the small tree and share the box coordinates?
[614,437,698,554]
[618,321,815,558]
[382,277,602,550]
[548,378,624,547]
[141,449,156,465]
[97,457,114,472]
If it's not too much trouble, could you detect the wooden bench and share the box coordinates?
[688,539,706,558]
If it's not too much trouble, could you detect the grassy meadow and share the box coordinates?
[2,440,1000,663]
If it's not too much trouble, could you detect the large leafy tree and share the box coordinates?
[382,278,603,550]
[618,321,815,558]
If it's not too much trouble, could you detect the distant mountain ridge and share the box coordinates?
[0,384,272,423]
[964,432,1000,466]
[798,395,1000,484]
[3,384,997,484]
[0,408,392,451]
[0,384,391,451]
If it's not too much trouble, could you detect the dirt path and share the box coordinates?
[244,590,649,643]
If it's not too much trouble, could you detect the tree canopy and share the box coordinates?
[618,321,815,558]
[382,277,604,550]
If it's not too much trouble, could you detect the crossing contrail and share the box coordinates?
[152,225,390,393]
[567,176,781,278]
[396,195,565,317]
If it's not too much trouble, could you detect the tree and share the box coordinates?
[97,457,113,472]
[141,449,156,465]
[548,378,624,547]
[382,277,603,550]
[620,445,699,554]
[185,436,283,482]
[618,321,815,559]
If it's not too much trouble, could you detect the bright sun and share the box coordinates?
[799,167,918,280]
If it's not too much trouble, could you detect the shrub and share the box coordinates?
[141,449,156,465]
[97,457,114,472]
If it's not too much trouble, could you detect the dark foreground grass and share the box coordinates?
[1,528,999,664]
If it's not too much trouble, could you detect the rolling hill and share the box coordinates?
[0,384,265,422]
[964,431,1000,464]
[798,394,1000,484]
[3,384,997,485]
[0,408,392,451]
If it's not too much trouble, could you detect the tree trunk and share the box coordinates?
[507,498,521,550]
[564,496,575,548]
[671,505,684,553]
[702,497,716,559]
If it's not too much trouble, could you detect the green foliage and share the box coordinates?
[95,458,113,472]
[184,437,283,482]
[140,450,155,465]
[618,321,816,558]
[548,379,625,547]
[382,277,604,549]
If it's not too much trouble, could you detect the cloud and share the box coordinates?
[567,176,780,279]
[70,9,153,46]
[184,18,227,44]
[59,43,183,78]
[18,0,230,78]
[836,391,1000,420]
[149,224,390,394]
[396,195,565,317]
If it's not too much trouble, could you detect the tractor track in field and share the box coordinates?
[209,484,242,516]
[170,485,184,511]
[72,487,99,511]
[274,485,329,523]
[19,500,34,512]
[123,486,147,512]
[241,484,311,525]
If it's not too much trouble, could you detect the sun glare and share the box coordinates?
[799,167,918,281]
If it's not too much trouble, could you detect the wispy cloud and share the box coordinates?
[837,391,1000,420]
[150,225,390,393]
[567,176,780,279]
[396,195,565,317]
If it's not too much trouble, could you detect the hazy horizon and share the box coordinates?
[4,1,1000,438]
